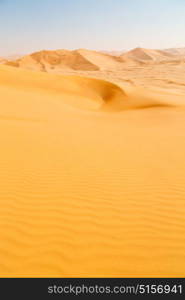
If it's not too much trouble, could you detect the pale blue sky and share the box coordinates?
[0,0,185,56]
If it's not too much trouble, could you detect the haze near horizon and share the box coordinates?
[0,0,185,56]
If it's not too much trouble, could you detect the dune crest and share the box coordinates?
[4,48,138,73]
[0,65,174,112]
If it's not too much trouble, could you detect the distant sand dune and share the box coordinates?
[121,47,175,63]
[5,49,127,72]
[4,47,184,74]
[5,49,100,72]
[0,64,185,277]
[4,48,140,73]
[165,47,185,56]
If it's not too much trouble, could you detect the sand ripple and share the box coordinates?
[0,65,185,277]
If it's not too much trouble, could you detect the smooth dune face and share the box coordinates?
[0,65,185,277]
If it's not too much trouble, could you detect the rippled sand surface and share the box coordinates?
[0,65,185,277]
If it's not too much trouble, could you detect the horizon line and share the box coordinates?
[1,45,185,58]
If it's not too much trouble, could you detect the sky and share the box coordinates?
[0,0,185,56]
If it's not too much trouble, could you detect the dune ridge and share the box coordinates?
[4,46,185,73]
[5,49,99,72]
[0,65,175,112]
[5,49,127,72]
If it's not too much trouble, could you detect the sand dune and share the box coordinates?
[0,58,7,64]
[5,47,185,73]
[0,65,127,111]
[4,48,143,73]
[76,49,125,70]
[121,47,175,63]
[159,59,185,66]
[0,64,185,277]
[5,49,127,73]
[101,50,125,56]
[0,65,175,111]
[165,47,185,56]
[5,49,100,72]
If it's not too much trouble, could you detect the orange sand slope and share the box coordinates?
[0,65,185,277]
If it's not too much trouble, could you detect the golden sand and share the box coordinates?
[0,64,185,277]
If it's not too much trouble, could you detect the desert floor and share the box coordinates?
[0,64,185,277]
